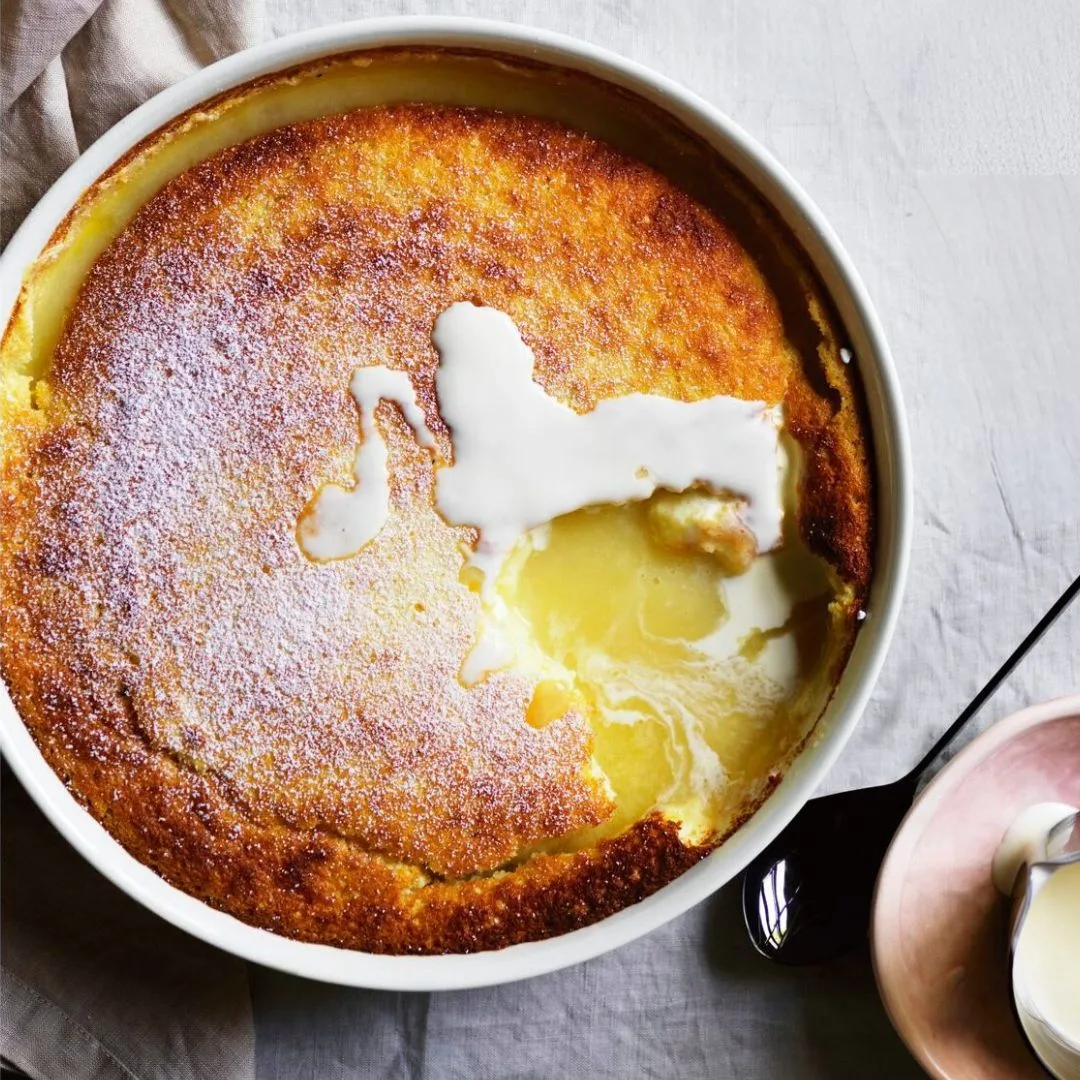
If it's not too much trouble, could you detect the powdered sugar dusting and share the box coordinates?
[6,103,841,885]
[297,366,436,562]
[15,119,651,878]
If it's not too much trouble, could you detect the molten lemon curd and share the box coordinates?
[491,481,843,852]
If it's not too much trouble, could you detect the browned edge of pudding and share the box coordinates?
[0,47,874,954]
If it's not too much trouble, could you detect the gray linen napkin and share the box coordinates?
[2,3,260,1077]
[1,767,256,1080]
[1,0,260,245]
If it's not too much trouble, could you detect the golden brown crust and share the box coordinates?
[1,93,872,951]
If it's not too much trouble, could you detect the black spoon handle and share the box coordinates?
[908,570,1080,781]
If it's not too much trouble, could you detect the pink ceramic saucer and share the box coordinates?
[872,694,1080,1080]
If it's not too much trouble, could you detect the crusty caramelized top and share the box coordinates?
[1,97,872,952]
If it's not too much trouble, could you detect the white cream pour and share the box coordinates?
[458,624,518,688]
[299,302,785,682]
[432,304,783,597]
[298,367,435,561]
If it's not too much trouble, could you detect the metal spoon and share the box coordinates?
[741,571,1080,966]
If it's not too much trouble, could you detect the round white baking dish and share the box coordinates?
[0,17,911,991]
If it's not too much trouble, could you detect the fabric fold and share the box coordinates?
[1,0,258,246]
[1,4,261,1077]
[0,0,104,110]
[1,766,257,1080]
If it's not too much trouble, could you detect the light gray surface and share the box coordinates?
[2,0,1078,1077]
[246,2,1079,1078]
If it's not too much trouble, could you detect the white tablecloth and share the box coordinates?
[3,1,1078,1077]
[257,5,1080,1075]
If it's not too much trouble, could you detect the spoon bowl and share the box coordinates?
[742,777,916,964]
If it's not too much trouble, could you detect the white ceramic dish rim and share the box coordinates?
[0,16,912,991]
[871,693,1080,1080]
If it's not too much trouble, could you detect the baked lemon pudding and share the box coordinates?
[0,51,872,953]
